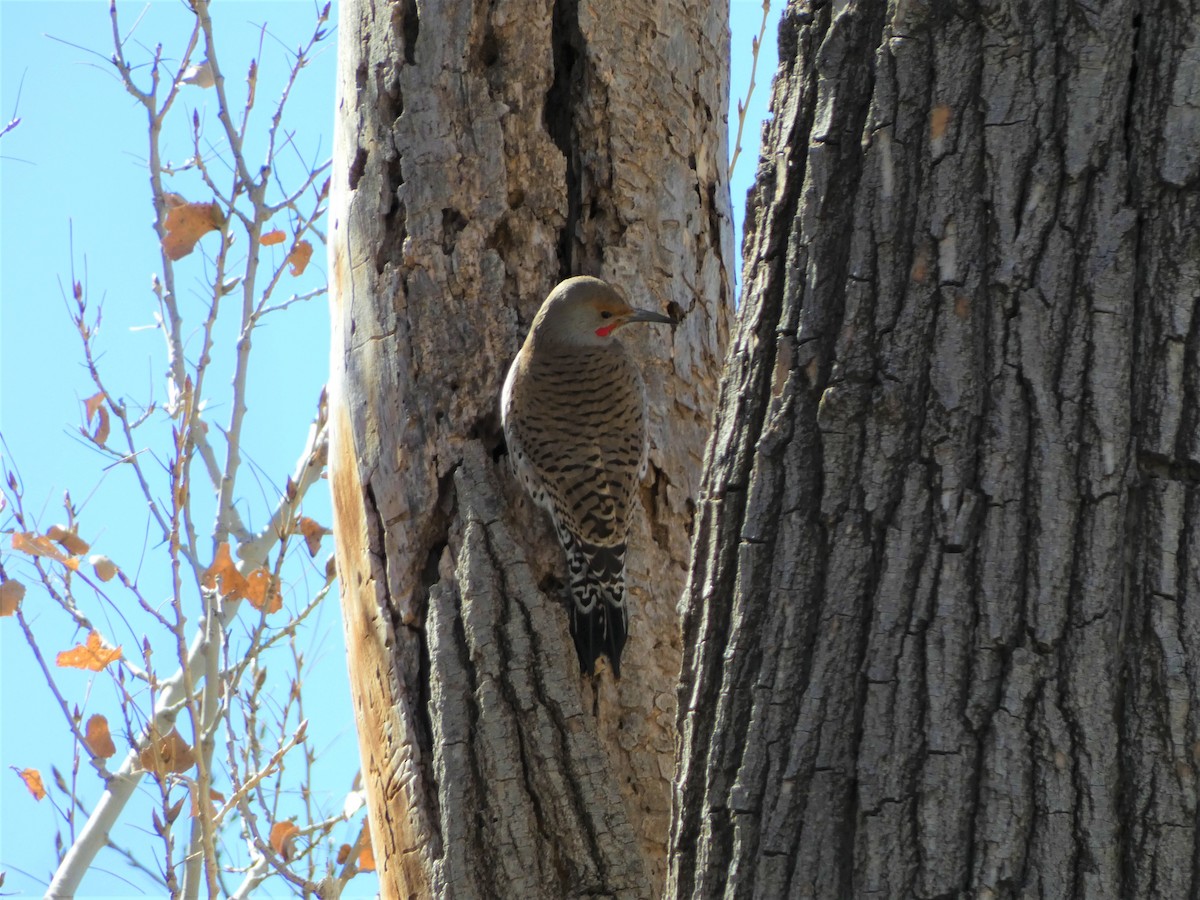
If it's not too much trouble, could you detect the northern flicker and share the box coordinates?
[501,276,672,677]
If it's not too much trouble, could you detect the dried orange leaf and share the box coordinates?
[12,532,79,570]
[84,392,106,423]
[13,532,63,559]
[201,543,233,588]
[244,568,281,613]
[260,229,286,246]
[358,831,375,872]
[90,555,118,582]
[47,525,89,556]
[0,579,25,616]
[286,240,313,276]
[162,200,223,261]
[17,767,46,801]
[139,728,195,776]
[92,406,111,446]
[297,516,329,558]
[336,843,351,865]
[85,714,116,759]
[270,820,301,860]
[222,571,247,602]
[56,631,123,671]
[202,543,248,601]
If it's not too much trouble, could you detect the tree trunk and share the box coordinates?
[326,0,732,895]
[672,0,1200,897]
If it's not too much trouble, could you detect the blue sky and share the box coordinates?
[0,1,779,895]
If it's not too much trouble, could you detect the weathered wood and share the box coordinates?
[672,0,1200,897]
[327,0,731,894]
[427,445,647,897]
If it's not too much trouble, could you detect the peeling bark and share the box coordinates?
[672,1,1200,897]
[327,0,731,895]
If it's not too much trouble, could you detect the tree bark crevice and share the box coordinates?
[672,0,1200,897]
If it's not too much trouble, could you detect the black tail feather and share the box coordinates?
[569,594,628,677]
[561,535,629,677]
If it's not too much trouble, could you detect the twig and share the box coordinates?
[728,0,771,180]
[45,408,330,899]
[213,720,308,828]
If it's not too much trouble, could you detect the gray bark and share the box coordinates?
[326,0,731,895]
[671,0,1200,897]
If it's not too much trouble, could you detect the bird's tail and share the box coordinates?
[562,536,629,678]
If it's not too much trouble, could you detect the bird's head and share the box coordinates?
[529,276,674,348]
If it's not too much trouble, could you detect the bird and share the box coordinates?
[501,276,673,677]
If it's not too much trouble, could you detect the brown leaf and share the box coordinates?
[202,542,248,601]
[56,632,122,671]
[201,543,232,589]
[47,525,89,556]
[91,406,111,446]
[17,767,46,801]
[336,843,351,865]
[13,532,63,559]
[269,820,301,861]
[90,555,118,582]
[297,516,329,558]
[84,715,116,759]
[0,579,25,616]
[286,240,313,276]
[139,728,196,776]
[12,532,80,571]
[244,568,281,613]
[84,392,106,423]
[162,200,224,261]
[358,831,375,872]
[260,229,286,246]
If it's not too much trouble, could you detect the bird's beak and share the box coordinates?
[624,307,674,325]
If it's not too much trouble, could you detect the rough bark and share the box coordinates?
[672,0,1200,897]
[327,0,732,895]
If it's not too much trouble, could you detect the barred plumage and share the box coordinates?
[501,276,671,677]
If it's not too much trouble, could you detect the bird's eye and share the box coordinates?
[600,311,613,319]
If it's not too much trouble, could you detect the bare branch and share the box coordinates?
[45,399,329,897]
[728,0,771,180]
